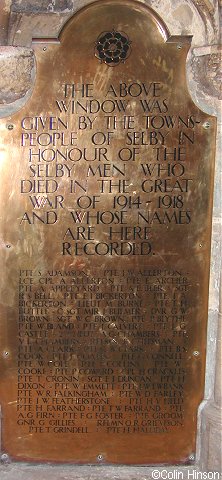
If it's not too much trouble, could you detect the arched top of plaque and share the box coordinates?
[57,0,191,46]
[30,0,197,113]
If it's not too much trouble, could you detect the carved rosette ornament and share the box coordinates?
[95,29,131,66]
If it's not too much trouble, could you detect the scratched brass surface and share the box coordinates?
[0,0,216,465]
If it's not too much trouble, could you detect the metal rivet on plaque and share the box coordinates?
[193,351,200,357]
[97,454,104,461]
[189,454,195,461]
[177,44,182,49]
[6,124,14,130]
[203,121,210,129]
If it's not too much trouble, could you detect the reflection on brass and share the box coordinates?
[0,0,216,465]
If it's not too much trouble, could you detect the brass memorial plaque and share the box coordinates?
[0,0,216,464]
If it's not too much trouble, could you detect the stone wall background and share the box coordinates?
[0,0,221,477]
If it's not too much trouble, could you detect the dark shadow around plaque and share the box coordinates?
[0,0,216,465]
